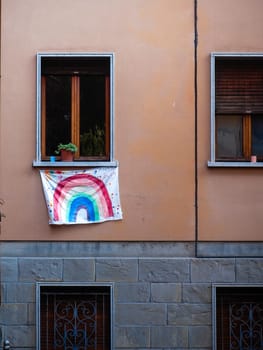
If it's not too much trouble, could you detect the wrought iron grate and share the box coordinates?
[230,301,263,350]
[217,287,263,350]
[40,286,111,350]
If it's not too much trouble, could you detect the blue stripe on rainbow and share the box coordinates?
[67,195,99,222]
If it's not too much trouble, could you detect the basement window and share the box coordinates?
[208,53,263,167]
[37,284,112,350]
[34,53,117,167]
[213,285,263,350]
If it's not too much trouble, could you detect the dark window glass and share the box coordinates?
[252,115,263,157]
[45,76,71,156]
[216,115,243,159]
[80,75,106,157]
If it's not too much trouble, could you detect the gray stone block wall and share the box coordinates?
[0,242,263,350]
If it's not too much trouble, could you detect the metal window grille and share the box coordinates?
[216,287,263,350]
[40,286,111,350]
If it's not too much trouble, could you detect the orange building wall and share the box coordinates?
[0,0,195,241]
[198,0,263,241]
[1,0,263,242]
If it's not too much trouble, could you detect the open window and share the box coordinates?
[213,285,263,350]
[37,284,112,350]
[209,53,263,166]
[34,53,116,166]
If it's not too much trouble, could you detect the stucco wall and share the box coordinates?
[0,0,195,241]
[198,0,263,241]
[1,0,263,241]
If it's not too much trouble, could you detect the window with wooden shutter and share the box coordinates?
[210,54,263,164]
[39,285,111,350]
[34,53,116,167]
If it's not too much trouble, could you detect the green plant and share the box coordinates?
[55,143,78,154]
[80,126,105,156]
[0,198,5,222]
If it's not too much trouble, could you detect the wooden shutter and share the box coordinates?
[216,59,263,114]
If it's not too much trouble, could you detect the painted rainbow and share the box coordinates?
[53,173,114,223]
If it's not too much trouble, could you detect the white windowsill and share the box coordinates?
[208,161,263,168]
[32,160,119,168]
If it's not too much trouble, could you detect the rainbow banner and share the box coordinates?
[40,168,123,225]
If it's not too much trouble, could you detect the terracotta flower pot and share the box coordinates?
[60,150,75,161]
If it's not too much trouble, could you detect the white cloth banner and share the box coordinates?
[40,168,123,225]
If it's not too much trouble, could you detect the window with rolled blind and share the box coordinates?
[38,285,112,350]
[211,54,263,163]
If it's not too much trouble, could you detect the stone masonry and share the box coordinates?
[0,242,263,350]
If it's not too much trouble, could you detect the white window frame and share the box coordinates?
[33,52,117,167]
[208,52,263,168]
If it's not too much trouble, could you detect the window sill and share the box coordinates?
[32,160,119,168]
[208,161,263,168]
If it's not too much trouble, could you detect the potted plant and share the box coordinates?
[55,143,78,161]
